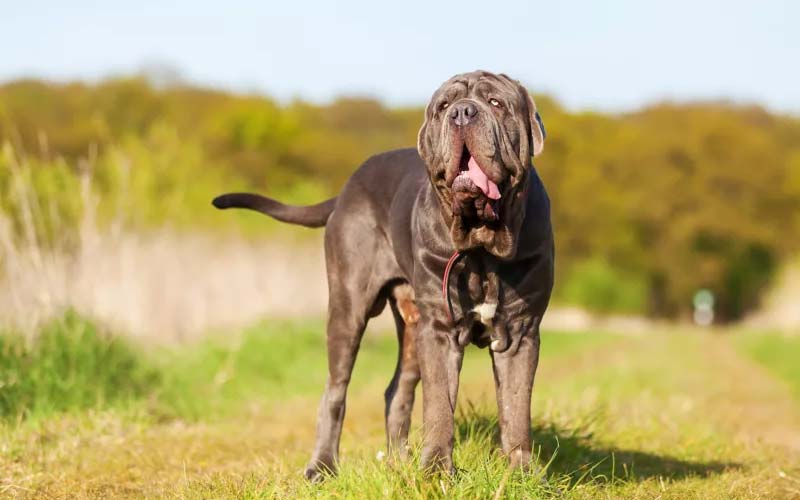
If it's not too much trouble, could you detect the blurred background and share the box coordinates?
[2,2,800,498]
[1,0,797,339]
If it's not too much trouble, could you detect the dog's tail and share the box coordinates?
[212,193,336,228]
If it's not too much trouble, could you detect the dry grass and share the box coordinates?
[0,147,329,341]
[0,225,327,341]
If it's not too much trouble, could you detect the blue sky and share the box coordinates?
[2,0,798,112]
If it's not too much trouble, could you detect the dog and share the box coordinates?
[213,70,553,480]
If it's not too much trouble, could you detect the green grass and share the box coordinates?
[1,317,799,498]
[0,313,613,422]
[0,311,160,420]
[737,331,800,397]
[156,319,615,420]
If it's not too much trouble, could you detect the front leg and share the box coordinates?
[416,304,464,474]
[490,317,541,468]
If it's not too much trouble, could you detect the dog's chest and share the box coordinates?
[452,255,539,351]
[472,302,497,325]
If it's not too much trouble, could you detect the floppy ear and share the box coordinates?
[527,93,546,157]
[417,103,433,162]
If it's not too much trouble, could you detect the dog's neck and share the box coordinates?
[432,166,531,261]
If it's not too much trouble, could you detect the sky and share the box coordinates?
[1,0,798,113]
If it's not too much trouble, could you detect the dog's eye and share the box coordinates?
[438,101,450,112]
[489,98,502,108]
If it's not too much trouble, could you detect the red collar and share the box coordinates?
[442,250,465,323]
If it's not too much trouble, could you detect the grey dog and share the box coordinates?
[213,70,553,481]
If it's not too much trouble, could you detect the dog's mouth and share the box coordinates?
[449,144,503,222]
[450,145,502,200]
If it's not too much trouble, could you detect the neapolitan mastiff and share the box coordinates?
[213,70,553,481]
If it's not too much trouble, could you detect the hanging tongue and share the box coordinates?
[466,157,501,200]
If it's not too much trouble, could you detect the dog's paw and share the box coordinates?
[303,458,336,483]
[508,448,533,470]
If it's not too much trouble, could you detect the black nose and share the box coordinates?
[450,101,478,126]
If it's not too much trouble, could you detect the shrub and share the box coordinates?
[558,258,648,315]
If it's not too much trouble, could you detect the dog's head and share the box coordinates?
[417,70,545,258]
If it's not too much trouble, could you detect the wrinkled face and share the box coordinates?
[417,71,546,256]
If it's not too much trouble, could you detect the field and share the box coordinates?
[2,317,799,499]
[2,17,799,500]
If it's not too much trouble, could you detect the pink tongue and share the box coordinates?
[466,157,501,200]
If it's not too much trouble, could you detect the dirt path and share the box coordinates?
[699,334,800,453]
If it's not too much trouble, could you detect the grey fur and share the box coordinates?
[213,70,554,480]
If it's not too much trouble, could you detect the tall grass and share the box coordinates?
[0,311,160,420]
[0,309,616,424]
[0,312,328,421]
[0,312,392,422]
[0,143,329,340]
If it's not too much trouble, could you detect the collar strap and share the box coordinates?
[442,250,464,323]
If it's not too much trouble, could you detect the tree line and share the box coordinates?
[1,77,798,320]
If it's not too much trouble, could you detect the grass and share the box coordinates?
[0,311,160,420]
[1,316,799,498]
[737,331,800,398]
[0,314,613,423]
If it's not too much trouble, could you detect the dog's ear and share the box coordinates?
[505,75,545,158]
[417,100,434,163]
[526,93,546,157]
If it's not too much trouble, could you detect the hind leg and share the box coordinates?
[304,292,368,482]
[384,284,421,459]
[304,221,399,481]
